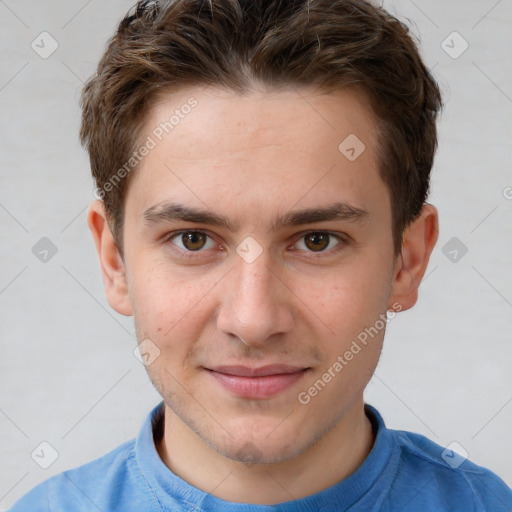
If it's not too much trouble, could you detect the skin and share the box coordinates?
[88,85,438,505]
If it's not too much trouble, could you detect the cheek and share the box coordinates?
[128,258,205,335]
[298,263,389,401]
[127,257,233,370]
[299,258,392,336]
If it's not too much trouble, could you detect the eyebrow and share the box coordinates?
[142,201,369,232]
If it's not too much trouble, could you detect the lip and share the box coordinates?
[208,364,306,377]
[205,365,309,399]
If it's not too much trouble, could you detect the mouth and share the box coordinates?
[204,364,310,399]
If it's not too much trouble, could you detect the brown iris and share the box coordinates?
[304,232,330,251]
[182,232,207,251]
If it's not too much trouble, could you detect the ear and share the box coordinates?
[87,200,133,316]
[388,203,439,312]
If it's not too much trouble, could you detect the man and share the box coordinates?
[9,0,512,510]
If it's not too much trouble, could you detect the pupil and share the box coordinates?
[183,232,206,251]
[306,233,329,251]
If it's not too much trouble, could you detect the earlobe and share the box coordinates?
[388,204,439,312]
[87,200,133,316]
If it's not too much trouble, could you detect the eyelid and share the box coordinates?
[165,229,350,259]
[164,229,220,258]
[289,230,348,254]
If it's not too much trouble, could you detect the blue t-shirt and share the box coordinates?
[8,402,512,511]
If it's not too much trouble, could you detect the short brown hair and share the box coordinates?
[80,0,442,254]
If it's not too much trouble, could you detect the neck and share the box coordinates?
[155,399,375,505]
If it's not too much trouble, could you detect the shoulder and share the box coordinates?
[384,427,512,511]
[8,439,138,512]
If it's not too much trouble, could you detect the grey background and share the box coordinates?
[1,0,511,508]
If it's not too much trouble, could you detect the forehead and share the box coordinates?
[126,85,388,224]
[144,85,378,161]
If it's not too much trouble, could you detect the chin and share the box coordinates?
[206,419,323,466]
[217,438,305,465]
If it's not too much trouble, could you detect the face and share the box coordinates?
[117,86,400,463]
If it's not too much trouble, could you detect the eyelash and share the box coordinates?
[164,230,348,259]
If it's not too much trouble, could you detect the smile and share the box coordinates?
[204,365,310,399]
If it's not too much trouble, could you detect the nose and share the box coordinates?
[216,251,295,347]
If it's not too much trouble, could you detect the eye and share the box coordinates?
[168,231,217,252]
[294,232,342,253]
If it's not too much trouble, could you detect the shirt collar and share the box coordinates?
[134,401,398,511]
